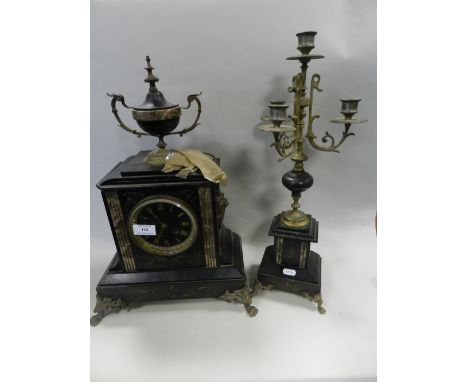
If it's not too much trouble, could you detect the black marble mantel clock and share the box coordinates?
[90,57,256,325]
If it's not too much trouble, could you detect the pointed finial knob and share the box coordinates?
[144,56,159,88]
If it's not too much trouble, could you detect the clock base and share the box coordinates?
[91,228,255,325]
[255,245,326,314]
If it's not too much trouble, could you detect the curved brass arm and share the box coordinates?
[270,131,296,161]
[107,93,149,138]
[305,75,355,153]
[168,92,202,137]
[309,123,355,153]
[259,117,296,161]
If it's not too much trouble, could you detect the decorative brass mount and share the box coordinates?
[258,31,367,228]
[217,286,258,317]
[90,294,129,326]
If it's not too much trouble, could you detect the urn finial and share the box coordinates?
[144,56,159,88]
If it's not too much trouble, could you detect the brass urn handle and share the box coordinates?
[168,92,202,137]
[107,93,150,138]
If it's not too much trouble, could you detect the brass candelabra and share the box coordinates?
[255,31,367,313]
[259,31,367,228]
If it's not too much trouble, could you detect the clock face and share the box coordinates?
[127,195,198,256]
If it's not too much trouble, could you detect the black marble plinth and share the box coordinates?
[257,245,321,296]
[96,228,246,302]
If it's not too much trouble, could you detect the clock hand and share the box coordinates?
[147,207,164,226]
[154,223,167,245]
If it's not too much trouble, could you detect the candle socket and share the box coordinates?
[268,100,289,128]
[340,98,361,120]
[296,31,317,55]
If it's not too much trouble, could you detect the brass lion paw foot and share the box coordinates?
[303,293,327,314]
[90,295,129,326]
[218,286,258,317]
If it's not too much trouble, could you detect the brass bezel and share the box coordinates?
[127,195,198,256]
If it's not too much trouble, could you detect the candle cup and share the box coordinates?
[268,100,289,128]
[296,31,317,55]
[340,98,361,120]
